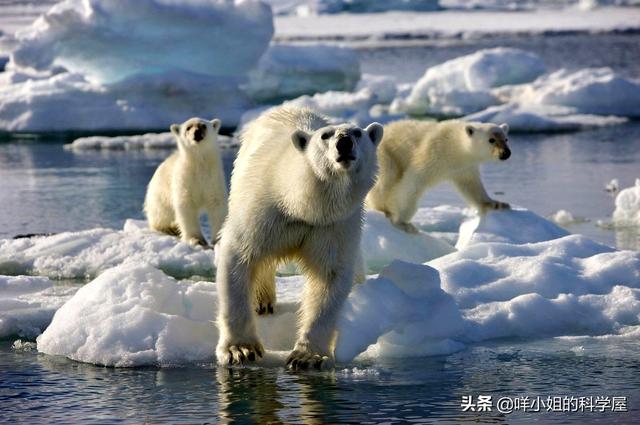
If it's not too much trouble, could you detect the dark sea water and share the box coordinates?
[1,32,639,424]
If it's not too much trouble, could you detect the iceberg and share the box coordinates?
[0,0,273,131]
[245,44,361,103]
[392,48,545,117]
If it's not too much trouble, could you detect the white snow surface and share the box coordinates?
[612,179,640,227]
[33,207,640,366]
[0,275,75,339]
[245,44,361,102]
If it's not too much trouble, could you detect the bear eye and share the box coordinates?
[321,131,332,140]
[352,129,362,138]
[489,138,496,144]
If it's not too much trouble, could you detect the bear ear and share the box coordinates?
[210,119,221,133]
[465,125,475,137]
[365,122,384,146]
[291,129,310,152]
[170,124,180,137]
[499,123,509,135]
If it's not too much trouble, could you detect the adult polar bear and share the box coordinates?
[216,107,383,370]
[366,119,511,233]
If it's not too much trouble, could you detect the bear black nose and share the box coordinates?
[193,129,203,142]
[336,136,353,155]
[499,148,511,161]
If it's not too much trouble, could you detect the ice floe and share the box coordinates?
[0,274,76,339]
[66,133,237,151]
[32,207,640,367]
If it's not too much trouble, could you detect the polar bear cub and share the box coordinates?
[144,117,228,247]
[366,119,511,233]
[216,107,383,370]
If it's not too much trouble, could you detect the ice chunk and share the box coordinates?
[362,211,455,272]
[10,0,273,84]
[393,48,545,117]
[0,224,215,280]
[335,260,466,361]
[463,103,627,132]
[502,68,640,117]
[266,0,440,16]
[245,44,360,103]
[0,275,76,339]
[612,179,640,227]
[456,208,569,249]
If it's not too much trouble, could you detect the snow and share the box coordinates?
[391,48,545,117]
[0,275,76,339]
[549,209,578,226]
[66,133,237,151]
[245,44,360,102]
[0,0,274,131]
[612,179,640,227]
[0,223,216,280]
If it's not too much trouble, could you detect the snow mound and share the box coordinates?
[0,0,273,131]
[502,68,640,117]
[456,208,569,249]
[66,133,237,151]
[393,48,545,117]
[10,0,273,84]
[245,44,360,103]
[0,275,75,339]
[362,211,455,272]
[463,103,627,132]
[612,179,640,227]
[0,224,215,280]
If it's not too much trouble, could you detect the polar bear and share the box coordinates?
[366,119,511,233]
[216,107,383,370]
[144,117,228,247]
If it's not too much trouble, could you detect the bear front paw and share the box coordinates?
[484,200,511,211]
[286,350,334,371]
[186,236,209,248]
[393,221,420,234]
[217,341,264,366]
[255,302,274,315]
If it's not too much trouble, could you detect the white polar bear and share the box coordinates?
[216,107,383,370]
[144,117,228,247]
[366,119,511,233]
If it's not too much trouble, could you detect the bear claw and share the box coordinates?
[256,303,274,315]
[222,342,264,366]
[286,350,333,371]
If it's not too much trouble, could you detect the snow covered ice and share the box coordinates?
[66,133,237,151]
[32,207,640,367]
[612,179,640,227]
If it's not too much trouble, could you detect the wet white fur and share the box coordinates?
[144,117,228,246]
[216,107,383,367]
[366,119,510,233]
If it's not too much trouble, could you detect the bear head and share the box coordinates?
[465,122,511,162]
[290,122,384,181]
[170,117,221,152]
